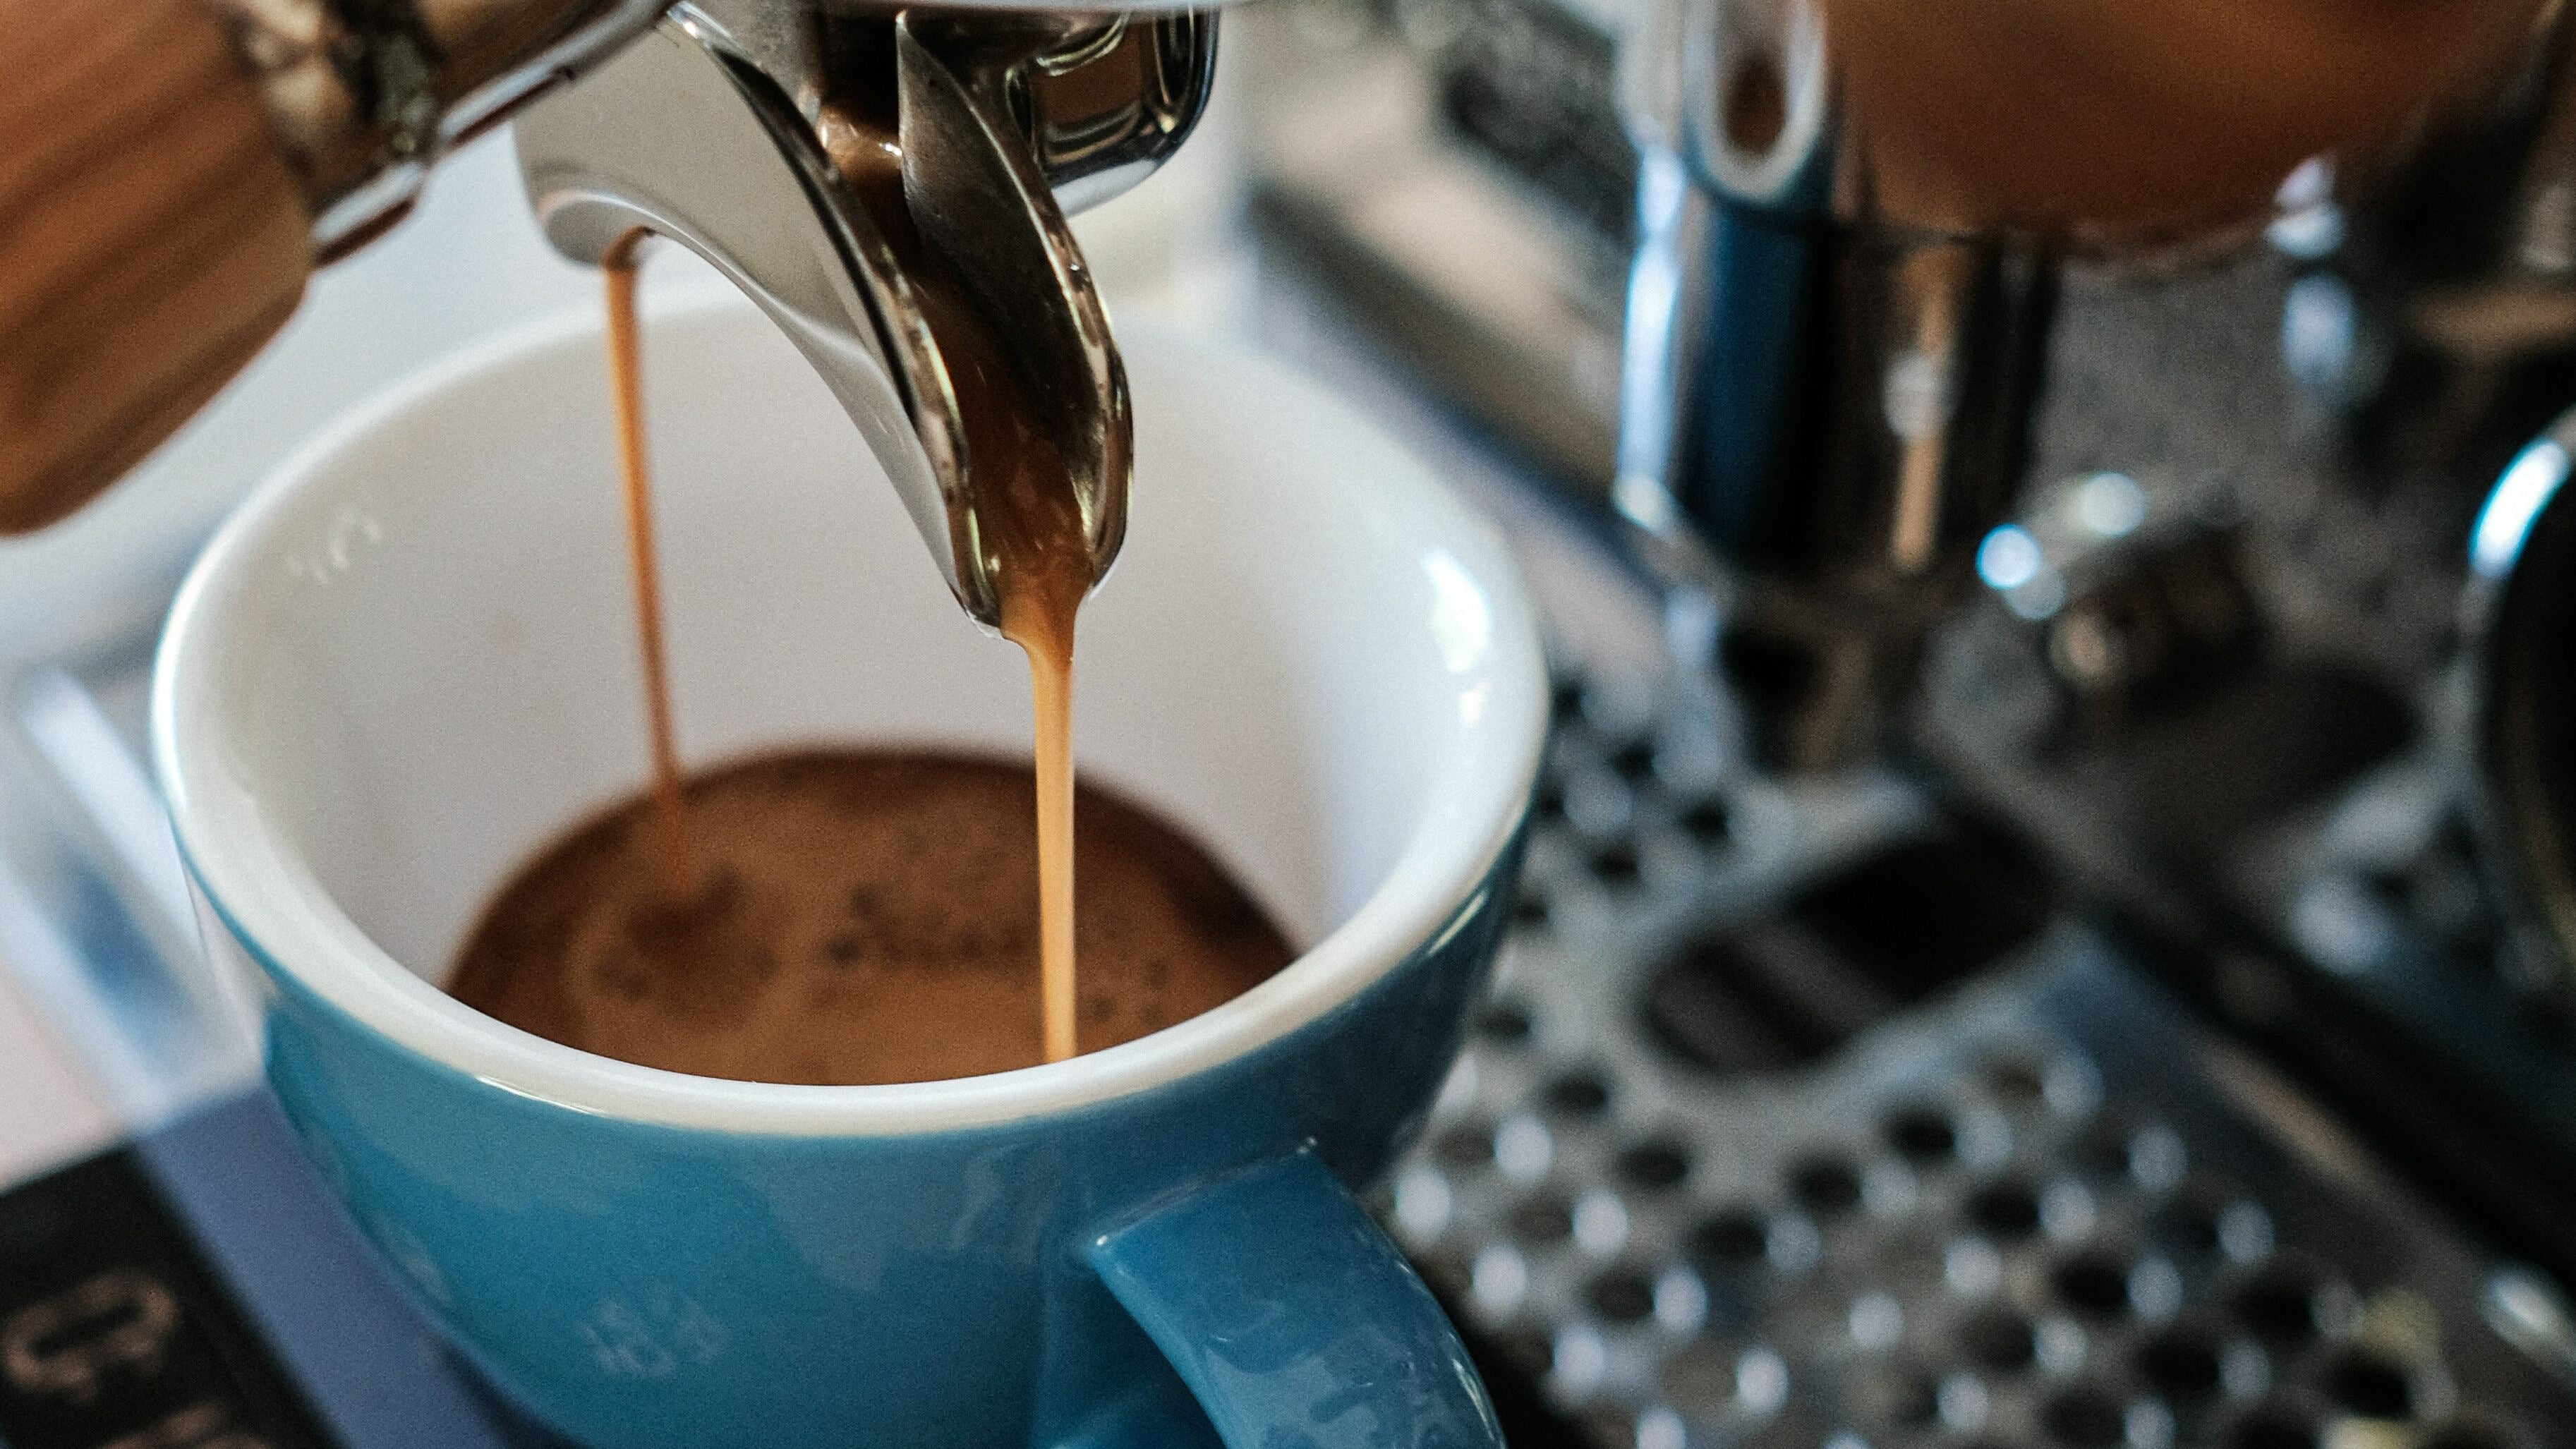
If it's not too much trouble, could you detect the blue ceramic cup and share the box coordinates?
[152,298,1549,1449]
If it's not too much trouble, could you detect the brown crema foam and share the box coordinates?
[445,749,1295,1085]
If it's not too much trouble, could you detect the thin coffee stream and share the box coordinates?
[903,248,1098,1067]
[810,111,1101,1064]
[599,251,692,902]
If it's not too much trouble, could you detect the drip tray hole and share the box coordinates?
[1640,832,2051,1077]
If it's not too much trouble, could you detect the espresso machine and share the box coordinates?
[10,0,2576,1445]
[1242,0,2576,1443]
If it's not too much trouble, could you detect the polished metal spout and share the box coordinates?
[514,4,1213,626]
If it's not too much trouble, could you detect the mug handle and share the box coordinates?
[1087,1149,1504,1449]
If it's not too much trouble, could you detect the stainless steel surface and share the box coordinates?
[211,0,1220,262]
[210,0,672,257]
[898,13,1128,605]
[1389,645,2576,1447]
[1242,0,2576,1268]
[1863,254,2576,1283]
[1617,0,2057,772]
[516,18,971,606]
[1616,212,2056,772]
[1237,0,1632,487]
[1014,12,1219,215]
[1232,283,2576,1437]
[2464,408,2576,994]
[1247,0,2576,777]
[1612,0,2164,774]
[516,3,1214,626]
[2272,14,2576,492]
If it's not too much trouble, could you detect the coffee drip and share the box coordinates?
[601,245,694,904]
[912,263,1093,1066]
[818,144,1100,1065]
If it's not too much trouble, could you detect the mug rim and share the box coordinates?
[151,297,1549,1136]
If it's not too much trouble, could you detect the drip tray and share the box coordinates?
[1380,667,2576,1448]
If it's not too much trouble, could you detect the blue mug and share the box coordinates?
[153,299,1550,1448]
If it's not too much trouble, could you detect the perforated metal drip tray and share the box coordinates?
[1379,669,2576,1449]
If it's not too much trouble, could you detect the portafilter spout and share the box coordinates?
[512,2,1214,626]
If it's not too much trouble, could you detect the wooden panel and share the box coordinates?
[0,0,313,531]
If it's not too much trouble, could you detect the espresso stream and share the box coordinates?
[821,117,1104,1065]
[600,249,693,903]
[903,248,1096,1067]
[446,236,1200,1082]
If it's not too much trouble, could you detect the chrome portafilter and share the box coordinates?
[513,1,1215,628]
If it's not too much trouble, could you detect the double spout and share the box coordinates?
[513,3,1215,626]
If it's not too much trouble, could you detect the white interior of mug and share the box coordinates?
[153,294,1547,1132]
